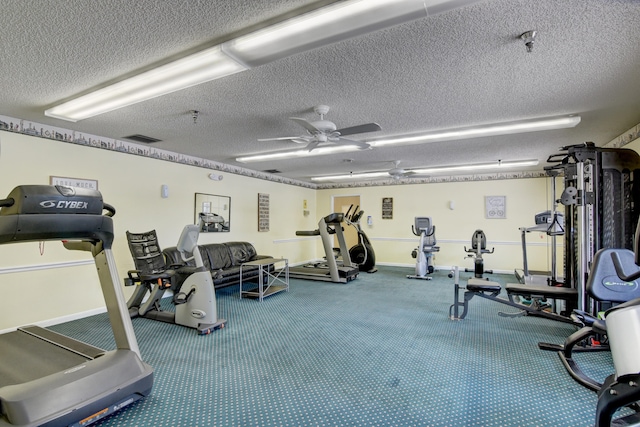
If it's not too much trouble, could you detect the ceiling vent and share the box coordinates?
[123,134,162,144]
[263,169,281,174]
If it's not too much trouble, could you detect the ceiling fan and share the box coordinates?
[259,105,381,152]
[387,160,423,180]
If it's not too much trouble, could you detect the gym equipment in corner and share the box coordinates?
[344,205,377,273]
[407,216,439,280]
[546,143,640,314]
[289,212,359,283]
[125,223,226,334]
[464,229,494,279]
[0,185,153,427]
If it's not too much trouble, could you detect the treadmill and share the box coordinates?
[289,212,359,283]
[0,185,153,427]
[514,210,564,286]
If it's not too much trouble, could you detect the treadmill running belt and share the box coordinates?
[0,330,92,387]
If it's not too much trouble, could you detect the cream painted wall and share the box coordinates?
[0,132,316,330]
[0,130,566,330]
[317,178,561,274]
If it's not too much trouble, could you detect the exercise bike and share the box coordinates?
[344,205,377,273]
[464,229,494,279]
[407,216,439,280]
[551,221,640,426]
[125,221,226,334]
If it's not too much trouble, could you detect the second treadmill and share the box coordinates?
[290,212,359,283]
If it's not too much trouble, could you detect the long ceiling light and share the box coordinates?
[236,115,580,163]
[236,145,357,163]
[372,115,581,147]
[310,159,540,182]
[45,46,247,122]
[49,0,487,122]
[221,0,429,68]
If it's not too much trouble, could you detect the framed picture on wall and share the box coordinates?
[485,196,506,219]
[382,197,393,219]
[258,193,270,232]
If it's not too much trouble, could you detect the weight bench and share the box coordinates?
[450,273,579,325]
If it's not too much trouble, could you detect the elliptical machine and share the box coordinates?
[464,230,494,279]
[126,221,226,334]
[407,217,440,280]
[344,205,377,273]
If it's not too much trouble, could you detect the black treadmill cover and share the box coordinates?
[0,185,114,246]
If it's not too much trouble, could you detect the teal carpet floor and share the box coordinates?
[50,266,613,426]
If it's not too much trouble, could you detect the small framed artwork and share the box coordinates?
[50,176,98,190]
[485,196,506,219]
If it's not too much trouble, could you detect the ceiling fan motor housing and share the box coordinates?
[311,120,337,133]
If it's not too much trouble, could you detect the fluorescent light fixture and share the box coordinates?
[49,0,461,121]
[372,115,581,147]
[45,46,247,122]
[236,145,358,163]
[223,0,487,67]
[311,159,540,182]
[222,0,428,67]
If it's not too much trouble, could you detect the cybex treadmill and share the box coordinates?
[289,213,359,283]
[0,185,153,427]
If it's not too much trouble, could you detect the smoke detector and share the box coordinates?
[520,30,537,53]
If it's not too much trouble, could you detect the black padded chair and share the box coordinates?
[125,230,178,317]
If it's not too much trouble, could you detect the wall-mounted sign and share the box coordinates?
[382,197,393,219]
[258,193,270,232]
[50,176,98,190]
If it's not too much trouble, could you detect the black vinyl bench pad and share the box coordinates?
[505,283,578,300]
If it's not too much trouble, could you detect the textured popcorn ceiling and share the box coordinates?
[1,0,639,183]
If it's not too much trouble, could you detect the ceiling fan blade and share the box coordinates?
[305,140,321,152]
[258,136,301,141]
[336,122,381,136]
[290,117,320,133]
[338,137,371,150]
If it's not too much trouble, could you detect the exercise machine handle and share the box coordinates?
[611,251,640,282]
[345,204,353,219]
[103,203,116,217]
[0,197,15,208]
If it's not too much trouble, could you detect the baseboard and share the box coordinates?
[0,306,107,335]
[377,262,512,275]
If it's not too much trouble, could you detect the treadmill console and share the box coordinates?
[0,185,114,246]
[0,185,104,216]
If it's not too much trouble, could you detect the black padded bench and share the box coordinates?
[450,277,579,325]
[467,278,501,294]
[505,283,578,300]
